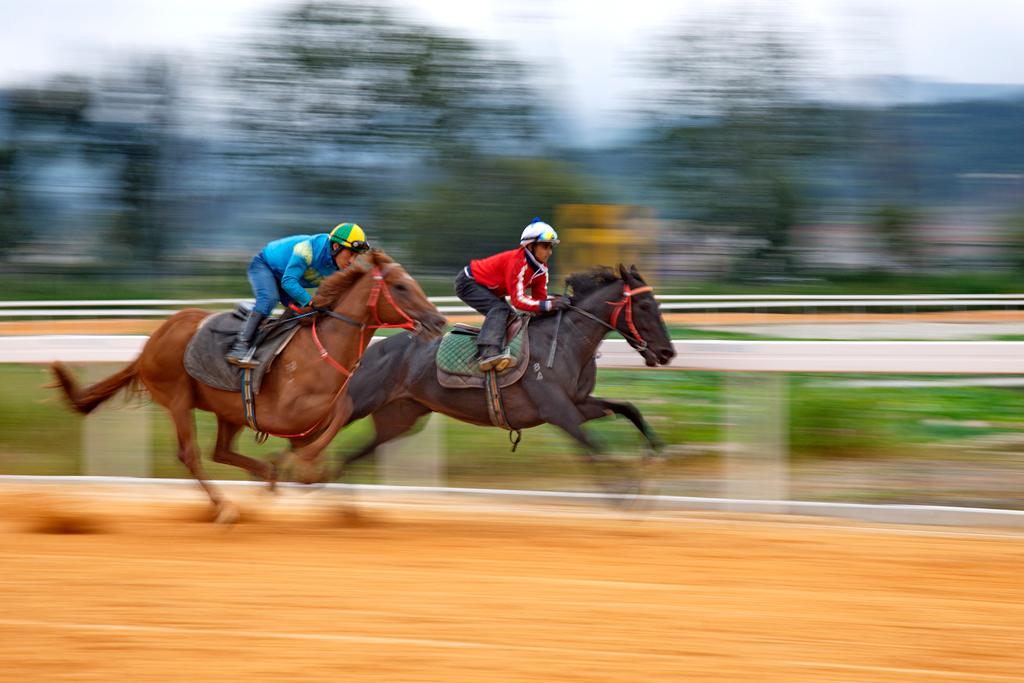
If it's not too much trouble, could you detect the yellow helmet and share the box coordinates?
[329,222,369,253]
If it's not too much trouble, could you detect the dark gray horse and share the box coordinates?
[332,264,676,474]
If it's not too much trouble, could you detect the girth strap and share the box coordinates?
[242,368,269,444]
[484,369,522,452]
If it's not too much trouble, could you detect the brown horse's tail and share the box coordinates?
[50,359,142,415]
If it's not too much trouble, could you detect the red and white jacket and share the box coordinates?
[466,247,552,313]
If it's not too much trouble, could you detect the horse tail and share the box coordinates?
[50,359,142,415]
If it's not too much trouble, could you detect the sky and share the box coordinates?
[1,0,1022,141]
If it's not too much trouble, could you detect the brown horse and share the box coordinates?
[51,250,446,522]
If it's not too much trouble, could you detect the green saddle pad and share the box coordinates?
[436,324,528,378]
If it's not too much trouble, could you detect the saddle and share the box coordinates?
[435,315,530,390]
[184,304,302,394]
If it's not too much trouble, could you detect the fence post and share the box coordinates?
[81,364,151,477]
[377,413,445,487]
[723,372,788,509]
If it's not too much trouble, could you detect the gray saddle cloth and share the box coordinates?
[184,308,301,394]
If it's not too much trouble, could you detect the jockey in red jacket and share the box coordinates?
[455,217,570,371]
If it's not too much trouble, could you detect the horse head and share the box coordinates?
[565,264,675,367]
[313,250,447,339]
[613,264,675,367]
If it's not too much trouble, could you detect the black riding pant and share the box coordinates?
[455,268,513,349]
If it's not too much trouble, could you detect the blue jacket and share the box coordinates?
[259,234,338,307]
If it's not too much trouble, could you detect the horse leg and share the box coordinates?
[334,399,432,479]
[522,383,604,459]
[523,383,647,501]
[280,397,357,483]
[168,406,236,523]
[577,397,665,453]
[210,417,277,489]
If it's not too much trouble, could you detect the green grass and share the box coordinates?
[6,363,1024,494]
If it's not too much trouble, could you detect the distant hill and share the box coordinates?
[824,75,1024,108]
[567,87,1024,216]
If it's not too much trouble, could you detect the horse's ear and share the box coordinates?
[617,264,630,282]
[629,264,643,281]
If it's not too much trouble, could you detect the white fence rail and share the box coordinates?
[4,293,1024,317]
[5,335,1024,374]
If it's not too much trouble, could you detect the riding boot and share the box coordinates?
[477,308,513,372]
[225,310,266,368]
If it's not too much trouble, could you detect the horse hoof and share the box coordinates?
[214,503,240,525]
[265,462,279,493]
[293,457,327,486]
[642,451,667,466]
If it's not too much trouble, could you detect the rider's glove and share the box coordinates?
[548,295,571,312]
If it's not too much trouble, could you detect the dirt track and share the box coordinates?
[1,486,1022,682]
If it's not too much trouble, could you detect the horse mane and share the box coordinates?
[312,249,394,308]
[565,266,621,300]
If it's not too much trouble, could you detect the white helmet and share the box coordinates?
[519,217,560,245]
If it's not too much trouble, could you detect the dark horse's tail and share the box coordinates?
[50,360,142,415]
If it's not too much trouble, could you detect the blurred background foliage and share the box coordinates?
[1,0,1024,292]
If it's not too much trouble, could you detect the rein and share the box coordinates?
[255,263,418,439]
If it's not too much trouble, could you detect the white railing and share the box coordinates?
[3,293,1024,317]
[5,335,1024,373]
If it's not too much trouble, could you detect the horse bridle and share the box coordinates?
[567,281,653,351]
[364,264,419,333]
[606,283,653,351]
[311,262,417,375]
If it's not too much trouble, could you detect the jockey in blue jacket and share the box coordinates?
[226,222,370,366]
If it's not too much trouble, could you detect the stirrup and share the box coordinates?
[226,348,260,369]
[479,352,512,372]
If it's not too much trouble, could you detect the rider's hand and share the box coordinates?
[286,302,316,324]
[548,296,571,312]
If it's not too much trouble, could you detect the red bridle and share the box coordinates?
[606,284,654,350]
[270,264,420,439]
[364,265,419,332]
[312,263,417,374]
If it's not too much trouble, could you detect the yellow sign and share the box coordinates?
[554,204,657,283]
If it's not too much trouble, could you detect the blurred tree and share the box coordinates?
[226,0,541,213]
[0,147,21,258]
[0,77,91,259]
[639,14,851,276]
[82,59,184,264]
[1003,209,1024,273]
[872,204,921,270]
[381,157,599,272]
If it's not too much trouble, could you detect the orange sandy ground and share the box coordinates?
[0,485,1022,682]
[4,309,1024,335]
